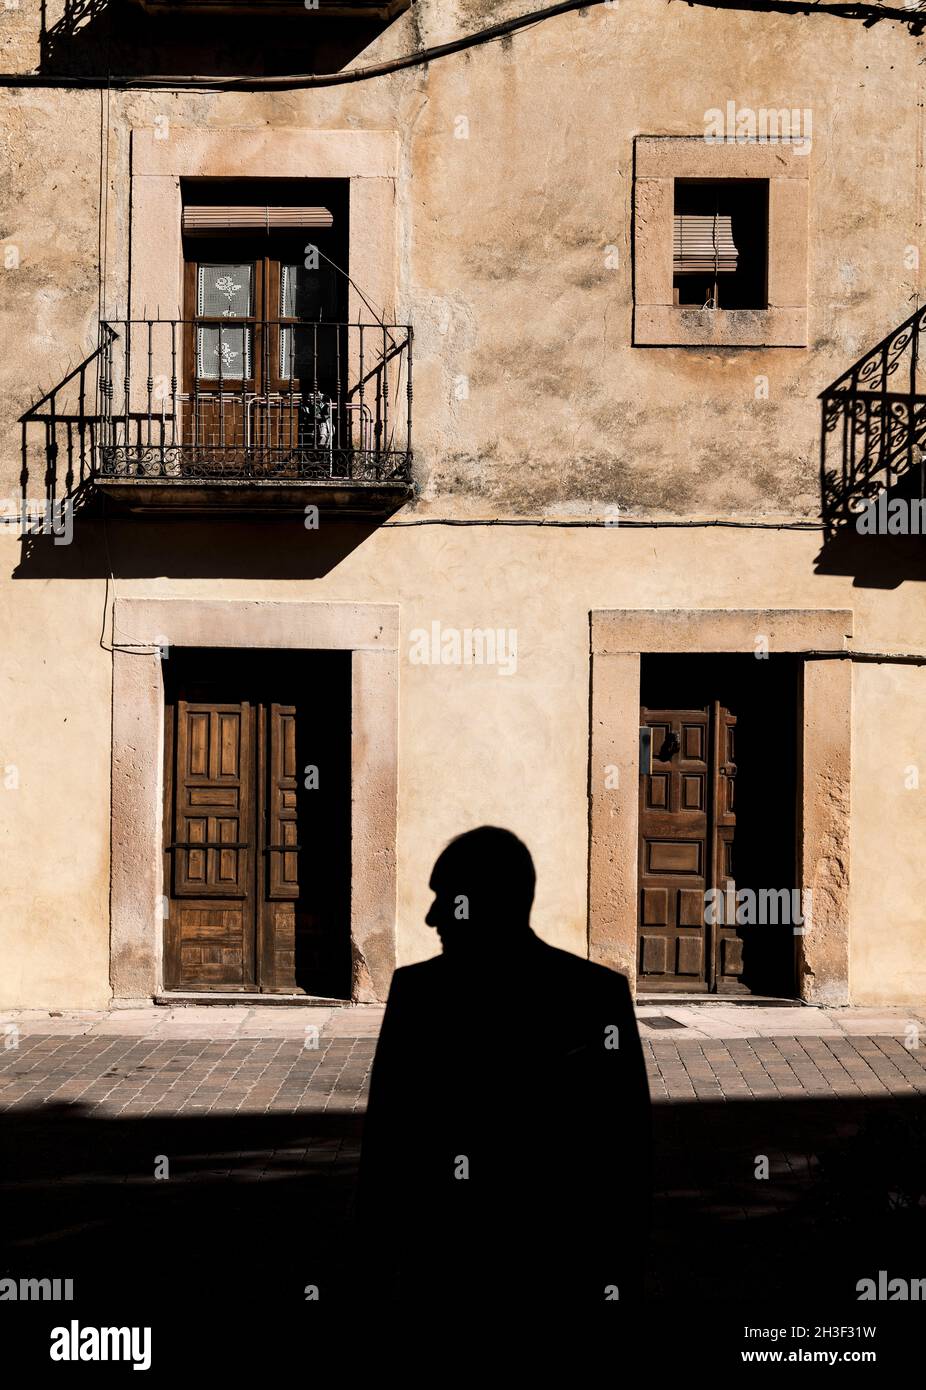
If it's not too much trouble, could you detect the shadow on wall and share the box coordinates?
[12,344,380,580]
[11,510,381,580]
[813,528,926,589]
[37,0,926,84]
[816,302,926,588]
[38,0,393,78]
[12,309,409,581]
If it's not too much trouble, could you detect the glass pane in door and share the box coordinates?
[279,262,338,390]
[196,263,253,381]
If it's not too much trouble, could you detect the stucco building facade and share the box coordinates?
[0,0,924,1010]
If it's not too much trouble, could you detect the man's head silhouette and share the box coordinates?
[426,826,536,953]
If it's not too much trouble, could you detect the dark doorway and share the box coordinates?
[638,654,799,997]
[162,647,352,999]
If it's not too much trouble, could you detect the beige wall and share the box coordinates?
[0,2,924,1006]
[851,663,926,1005]
[2,524,924,1007]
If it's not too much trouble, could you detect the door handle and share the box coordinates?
[659,731,681,760]
[721,764,737,779]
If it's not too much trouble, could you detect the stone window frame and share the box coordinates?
[110,599,399,1005]
[128,127,400,329]
[632,137,810,348]
[587,608,852,1004]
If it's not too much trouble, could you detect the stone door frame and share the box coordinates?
[588,608,853,1004]
[110,598,398,1004]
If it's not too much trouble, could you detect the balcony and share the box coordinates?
[820,304,926,536]
[93,317,414,517]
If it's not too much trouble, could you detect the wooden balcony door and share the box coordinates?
[162,651,352,997]
[637,701,743,993]
[182,239,342,470]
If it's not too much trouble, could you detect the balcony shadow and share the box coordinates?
[11,512,381,579]
[691,0,926,38]
[812,529,926,588]
[816,303,926,586]
[39,0,401,79]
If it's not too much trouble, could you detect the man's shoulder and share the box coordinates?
[387,955,447,991]
[534,939,633,999]
[394,954,446,977]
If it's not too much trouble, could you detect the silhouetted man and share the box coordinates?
[358,826,652,1307]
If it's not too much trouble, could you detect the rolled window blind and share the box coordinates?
[183,206,334,235]
[673,213,738,274]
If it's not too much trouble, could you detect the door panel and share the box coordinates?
[711,703,743,992]
[182,256,261,475]
[172,702,252,899]
[638,702,741,993]
[175,908,249,988]
[638,708,711,991]
[166,700,256,991]
[257,702,301,994]
[267,703,300,900]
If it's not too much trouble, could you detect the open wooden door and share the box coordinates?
[710,701,741,990]
[258,701,301,992]
[637,701,744,993]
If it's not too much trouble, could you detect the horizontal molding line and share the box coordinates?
[2,515,827,529]
[102,638,926,665]
[383,517,826,529]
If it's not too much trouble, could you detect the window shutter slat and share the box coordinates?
[673,213,738,274]
[183,206,334,234]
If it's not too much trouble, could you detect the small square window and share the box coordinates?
[632,137,809,348]
[673,180,767,311]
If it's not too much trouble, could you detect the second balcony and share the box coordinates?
[94,313,414,518]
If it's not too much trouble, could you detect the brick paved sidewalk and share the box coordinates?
[0,1004,924,1307]
[2,1005,925,1113]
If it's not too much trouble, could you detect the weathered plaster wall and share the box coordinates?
[851,663,926,1006]
[1,1,923,513]
[0,566,111,1008]
[0,2,924,1007]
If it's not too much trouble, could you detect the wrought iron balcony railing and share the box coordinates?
[820,303,926,534]
[19,341,105,504]
[95,317,412,498]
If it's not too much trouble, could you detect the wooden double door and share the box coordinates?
[638,701,743,993]
[162,651,351,997]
